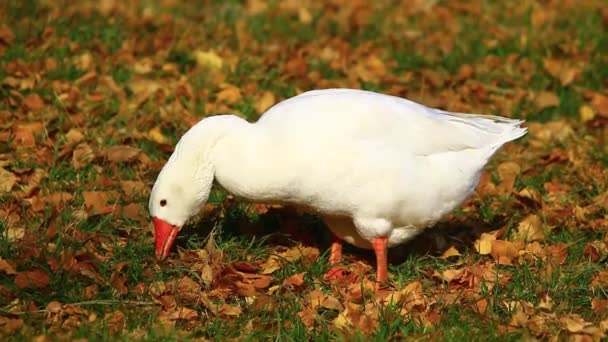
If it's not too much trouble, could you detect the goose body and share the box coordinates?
[149,88,527,282]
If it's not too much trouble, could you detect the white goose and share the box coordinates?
[149,88,526,282]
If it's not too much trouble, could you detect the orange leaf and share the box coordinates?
[535,91,560,110]
[22,93,45,111]
[0,256,16,275]
[83,191,118,215]
[490,240,522,265]
[283,272,305,287]
[72,143,95,169]
[101,145,142,163]
[216,85,242,104]
[15,269,50,289]
[255,90,276,114]
[0,167,17,193]
[218,304,242,317]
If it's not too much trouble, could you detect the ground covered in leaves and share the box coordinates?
[1,0,608,340]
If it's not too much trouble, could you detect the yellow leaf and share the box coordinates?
[476,240,493,255]
[298,7,312,24]
[255,91,276,114]
[193,50,223,70]
[0,167,17,193]
[440,246,461,259]
[514,214,545,242]
[580,105,595,123]
[147,126,168,144]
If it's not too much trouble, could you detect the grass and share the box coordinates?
[1,0,607,340]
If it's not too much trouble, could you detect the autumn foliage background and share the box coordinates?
[1,0,608,340]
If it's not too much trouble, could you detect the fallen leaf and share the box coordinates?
[193,50,223,69]
[590,92,608,117]
[543,58,579,86]
[440,246,461,259]
[298,307,317,328]
[514,214,544,242]
[218,304,242,317]
[283,272,305,287]
[104,311,125,334]
[261,246,319,274]
[0,257,16,274]
[120,180,147,199]
[535,91,560,110]
[101,145,141,163]
[0,167,17,193]
[72,143,95,169]
[496,161,520,194]
[83,191,118,215]
[29,192,74,211]
[216,85,242,104]
[13,122,44,147]
[161,306,199,321]
[147,126,168,144]
[579,105,595,123]
[15,269,50,289]
[255,91,276,114]
[490,240,523,265]
[22,93,45,111]
[0,24,15,45]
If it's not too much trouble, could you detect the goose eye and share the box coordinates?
[160,199,167,207]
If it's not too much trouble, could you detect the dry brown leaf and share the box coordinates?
[104,311,125,334]
[0,167,17,193]
[592,298,608,316]
[490,240,523,265]
[83,191,118,215]
[101,145,142,163]
[161,306,199,321]
[0,24,15,45]
[584,241,607,262]
[440,246,461,259]
[535,91,560,110]
[255,91,276,114]
[120,180,147,199]
[542,58,579,86]
[514,214,544,242]
[282,272,305,287]
[592,270,608,289]
[261,246,319,274]
[216,85,242,104]
[0,256,16,275]
[72,143,95,169]
[64,129,85,145]
[284,55,308,78]
[13,122,44,147]
[218,304,242,317]
[22,93,45,111]
[15,269,50,289]
[29,192,74,211]
[122,203,145,218]
[590,92,608,117]
[496,161,520,194]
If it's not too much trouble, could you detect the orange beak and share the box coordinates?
[152,217,180,260]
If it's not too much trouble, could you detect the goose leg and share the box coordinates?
[325,235,344,279]
[329,235,343,265]
[372,237,389,282]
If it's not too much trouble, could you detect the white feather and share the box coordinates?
[149,88,526,249]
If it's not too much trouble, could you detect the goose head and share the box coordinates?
[148,116,243,259]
